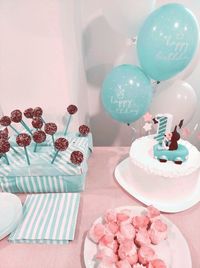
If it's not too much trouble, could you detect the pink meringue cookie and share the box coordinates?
[138,245,156,265]
[96,246,118,264]
[120,223,136,240]
[147,206,160,221]
[105,210,117,223]
[149,219,167,245]
[147,259,167,268]
[106,222,119,234]
[116,259,132,268]
[132,215,150,230]
[135,229,151,247]
[118,240,138,265]
[89,223,106,243]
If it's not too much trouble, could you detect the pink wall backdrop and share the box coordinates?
[0,0,199,146]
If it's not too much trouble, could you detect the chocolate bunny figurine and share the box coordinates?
[169,119,184,151]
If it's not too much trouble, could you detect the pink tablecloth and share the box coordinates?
[0,147,199,268]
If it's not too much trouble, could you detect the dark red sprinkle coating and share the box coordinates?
[16,133,31,147]
[0,139,10,154]
[24,108,34,119]
[32,117,43,129]
[54,138,68,151]
[0,128,9,140]
[11,110,22,123]
[0,116,11,127]
[70,151,84,165]
[44,123,57,135]
[79,125,90,136]
[33,130,46,144]
[67,105,78,115]
[33,107,43,117]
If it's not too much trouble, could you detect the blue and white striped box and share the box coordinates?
[0,133,93,193]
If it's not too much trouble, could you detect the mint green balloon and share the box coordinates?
[101,65,153,124]
[137,3,199,81]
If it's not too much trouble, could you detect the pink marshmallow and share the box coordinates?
[116,210,132,224]
[132,215,150,230]
[138,245,155,265]
[99,237,119,253]
[104,210,117,223]
[89,223,106,243]
[133,264,146,268]
[106,222,119,234]
[147,206,160,221]
[96,246,118,263]
[135,229,151,247]
[118,240,138,265]
[149,220,167,245]
[120,224,136,240]
[98,261,117,268]
[116,260,132,268]
[147,259,167,268]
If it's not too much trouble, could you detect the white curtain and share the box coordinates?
[0,0,89,132]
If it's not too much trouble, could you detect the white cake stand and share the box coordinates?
[115,157,200,213]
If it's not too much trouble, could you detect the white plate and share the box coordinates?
[0,193,23,240]
[115,157,200,213]
[84,206,191,268]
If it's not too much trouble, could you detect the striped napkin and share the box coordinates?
[9,193,80,244]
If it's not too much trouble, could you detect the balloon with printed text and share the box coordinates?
[101,65,153,124]
[137,3,200,81]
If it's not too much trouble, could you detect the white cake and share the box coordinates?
[129,136,200,202]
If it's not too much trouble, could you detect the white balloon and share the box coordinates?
[102,0,156,37]
[174,46,200,80]
[150,80,197,126]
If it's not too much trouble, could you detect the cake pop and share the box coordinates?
[24,108,34,119]
[0,116,19,135]
[16,133,31,165]
[0,128,19,155]
[64,105,78,136]
[33,107,46,123]
[79,125,90,137]
[0,139,10,165]
[33,130,46,152]
[51,137,68,164]
[44,122,57,145]
[32,117,43,129]
[70,151,84,165]
[0,128,9,140]
[11,110,32,135]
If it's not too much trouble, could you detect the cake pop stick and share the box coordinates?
[11,110,32,135]
[44,123,57,146]
[33,130,46,152]
[33,107,46,123]
[51,137,68,164]
[32,117,43,129]
[79,125,90,137]
[16,133,31,165]
[0,139,10,165]
[24,108,34,119]
[0,116,19,135]
[64,105,78,136]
